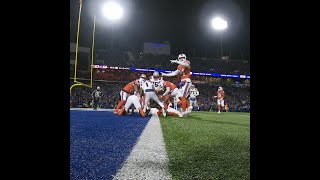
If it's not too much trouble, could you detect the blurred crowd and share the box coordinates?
[79,51,250,75]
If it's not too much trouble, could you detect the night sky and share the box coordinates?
[70,0,250,59]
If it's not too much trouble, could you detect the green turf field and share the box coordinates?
[160,111,250,180]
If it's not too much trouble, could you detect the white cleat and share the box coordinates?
[179,111,189,117]
[162,107,167,117]
[185,110,192,116]
[218,111,221,113]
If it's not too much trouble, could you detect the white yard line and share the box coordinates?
[112,115,172,180]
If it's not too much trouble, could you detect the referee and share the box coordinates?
[91,86,103,110]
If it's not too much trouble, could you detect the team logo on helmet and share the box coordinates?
[178,54,187,61]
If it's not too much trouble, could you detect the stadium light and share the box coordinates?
[211,17,227,30]
[211,17,227,59]
[102,1,124,21]
[101,1,124,50]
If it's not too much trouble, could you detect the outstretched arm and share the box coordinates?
[161,69,179,77]
[170,60,191,69]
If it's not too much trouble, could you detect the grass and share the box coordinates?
[160,111,250,180]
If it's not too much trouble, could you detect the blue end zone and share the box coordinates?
[70,110,150,180]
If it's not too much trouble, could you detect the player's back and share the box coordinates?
[142,80,155,92]
[150,76,164,91]
[164,81,177,90]
[123,80,138,93]
[193,88,199,95]
[190,88,198,99]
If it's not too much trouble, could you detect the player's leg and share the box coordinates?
[115,90,127,114]
[189,99,193,108]
[179,82,191,112]
[174,96,178,109]
[140,95,145,109]
[220,100,225,112]
[164,95,171,104]
[187,97,194,111]
[194,99,199,110]
[217,99,221,113]
[150,92,167,117]
[170,88,179,97]
[150,92,165,108]
[132,95,145,117]
[143,92,151,112]
[118,95,133,115]
[173,94,182,110]
[167,107,183,117]
[93,98,98,110]
[166,90,176,108]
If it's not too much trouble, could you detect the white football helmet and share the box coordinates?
[218,86,223,91]
[153,71,160,78]
[178,53,186,61]
[97,86,100,90]
[190,84,195,89]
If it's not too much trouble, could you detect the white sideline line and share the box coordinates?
[112,115,172,180]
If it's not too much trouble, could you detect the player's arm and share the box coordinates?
[162,87,171,96]
[176,61,190,69]
[161,69,179,77]
[170,60,191,69]
[141,89,145,96]
[133,84,139,94]
[91,90,96,98]
[212,92,217,98]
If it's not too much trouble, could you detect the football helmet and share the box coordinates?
[178,53,186,61]
[140,74,146,79]
[153,71,160,78]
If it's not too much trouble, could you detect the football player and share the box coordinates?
[213,86,225,113]
[161,53,192,114]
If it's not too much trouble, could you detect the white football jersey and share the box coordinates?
[189,88,199,98]
[149,76,164,91]
[142,80,155,92]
